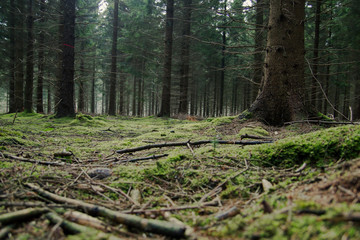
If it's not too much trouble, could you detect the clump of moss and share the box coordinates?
[0,136,27,146]
[238,126,269,137]
[207,116,235,126]
[242,125,360,167]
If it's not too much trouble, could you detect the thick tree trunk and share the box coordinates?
[158,0,174,117]
[56,0,76,117]
[36,0,45,113]
[108,0,119,115]
[178,0,192,114]
[247,0,306,126]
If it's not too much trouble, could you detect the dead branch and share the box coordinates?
[0,224,14,239]
[25,183,186,238]
[114,154,169,164]
[215,206,240,220]
[116,140,273,154]
[0,207,49,225]
[1,153,66,166]
[240,134,272,141]
[0,201,77,209]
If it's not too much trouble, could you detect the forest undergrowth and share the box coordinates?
[0,112,360,239]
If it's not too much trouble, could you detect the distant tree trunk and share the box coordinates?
[108,0,119,115]
[247,0,306,126]
[118,70,124,115]
[8,0,16,113]
[311,0,321,110]
[56,0,76,117]
[132,75,137,115]
[47,78,52,114]
[24,0,34,113]
[178,0,192,114]
[14,0,25,112]
[158,0,174,117]
[36,0,45,113]
[219,0,227,116]
[252,0,264,101]
[91,59,96,114]
[78,56,85,112]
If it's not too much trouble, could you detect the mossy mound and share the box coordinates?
[244,125,360,167]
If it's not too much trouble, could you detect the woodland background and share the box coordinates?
[0,0,359,119]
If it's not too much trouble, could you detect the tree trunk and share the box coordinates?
[14,0,25,112]
[78,56,85,112]
[158,0,174,117]
[56,0,76,118]
[36,0,45,113]
[252,0,264,101]
[24,0,34,113]
[219,0,227,116]
[108,0,119,115]
[178,0,192,114]
[311,0,322,110]
[91,59,96,114]
[8,0,16,113]
[247,0,306,126]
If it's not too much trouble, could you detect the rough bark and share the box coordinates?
[24,0,34,113]
[178,0,192,114]
[56,0,76,117]
[247,0,306,126]
[312,0,322,110]
[158,0,174,117]
[91,59,96,114]
[108,0,119,115]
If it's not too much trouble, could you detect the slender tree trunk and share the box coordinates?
[219,0,227,116]
[14,0,25,112]
[108,0,119,115]
[158,0,174,117]
[78,56,85,112]
[311,0,322,110]
[252,0,264,101]
[132,76,137,115]
[91,59,96,114]
[24,0,34,113]
[36,0,45,113]
[47,77,52,114]
[9,0,16,113]
[119,70,124,115]
[247,0,306,126]
[56,0,76,117]
[178,0,192,114]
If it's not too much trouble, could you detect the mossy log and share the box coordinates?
[0,207,49,225]
[25,183,186,238]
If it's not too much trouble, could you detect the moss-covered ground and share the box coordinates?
[0,113,359,239]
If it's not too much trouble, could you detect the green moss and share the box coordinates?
[244,125,360,167]
[238,126,269,137]
[208,116,235,126]
[0,136,27,146]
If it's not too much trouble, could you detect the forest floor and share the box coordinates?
[0,112,360,239]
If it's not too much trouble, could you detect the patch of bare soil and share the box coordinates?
[291,158,360,205]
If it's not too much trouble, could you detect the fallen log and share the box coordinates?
[116,140,273,154]
[0,153,66,166]
[25,183,186,238]
[0,207,49,225]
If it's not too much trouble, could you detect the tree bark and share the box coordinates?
[36,0,45,113]
[56,0,76,117]
[252,0,264,101]
[8,0,16,113]
[108,0,119,115]
[247,0,306,126]
[158,0,174,117]
[24,0,34,113]
[178,0,192,114]
[91,59,96,114]
[312,0,322,110]
[14,0,25,112]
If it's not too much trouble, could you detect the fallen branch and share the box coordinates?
[25,183,186,238]
[116,140,272,154]
[215,206,240,221]
[0,201,77,209]
[0,207,49,225]
[240,134,272,141]
[0,224,14,239]
[1,153,66,166]
[114,154,169,164]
